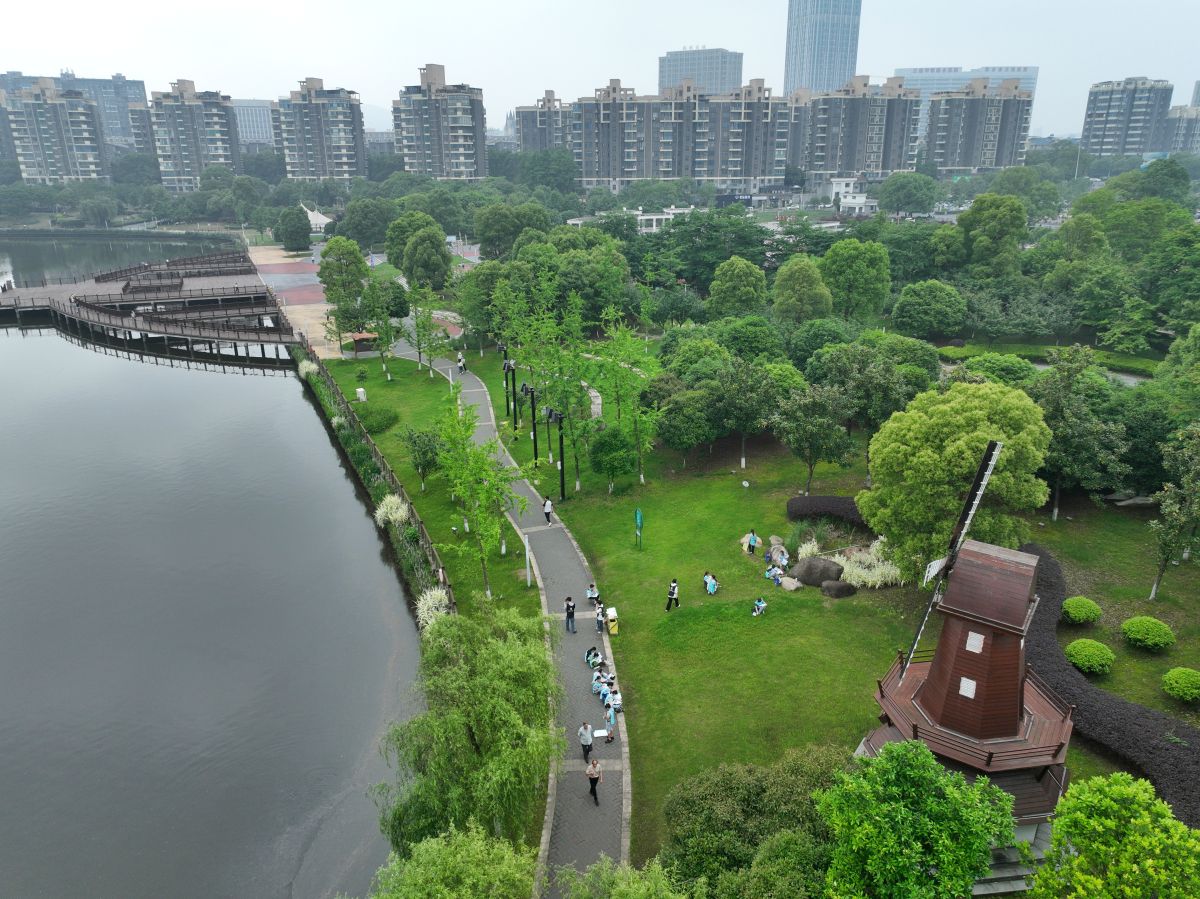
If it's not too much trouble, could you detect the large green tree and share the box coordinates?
[1141,225,1200,332]
[819,741,1014,899]
[659,208,770,290]
[878,172,940,214]
[403,225,452,290]
[337,197,397,250]
[957,193,1027,277]
[318,236,369,346]
[706,255,768,318]
[856,382,1051,581]
[817,239,891,320]
[772,254,833,323]
[890,279,966,339]
[771,385,855,495]
[384,210,439,267]
[1029,774,1200,898]
[368,823,535,899]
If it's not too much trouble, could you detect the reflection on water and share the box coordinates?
[0,328,419,898]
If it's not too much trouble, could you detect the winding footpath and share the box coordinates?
[389,337,630,891]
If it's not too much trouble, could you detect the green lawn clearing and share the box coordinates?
[937,341,1162,377]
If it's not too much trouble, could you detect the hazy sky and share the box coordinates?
[4,0,1197,136]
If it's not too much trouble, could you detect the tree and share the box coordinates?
[772,385,855,495]
[368,823,535,899]
[1155,323,1200,423]
[111,152,161,185]
[817,239,891,320]
[590,427,638,493]
[242,150,285,184]
[709,314,786,363]
[661,745,847,887]
[519,148,578,193]
[805,342,920,441]
[403,289,448,374]
[403,225,452,290]
[820,742,1014,899]
[659,208,770,290]
[772,254,833,323]
[856,382,1051,581]
[374,610,559,851]
[890,279,966,339]
[961,353,1038,388]
[319,236,369,348]
[554,858,685,899]
[706,255,767,318]
[1149,425,1200,598]
[595,312,655,482]
[957,193,1027,277]
[400,426,442,491]
[718,359,773,469]
[787,318,853,368]
[878,172,940,215]
[657,389,719,468]
[79,196,118,227]
[1030,345,1130,521]
[1135,157,1193,208]
[1141,225,1200,333]
[384,210,440,267]
[274,205,311,252]
[1029,773,1200,899]
[199,164,234,191]
[362,277,397,377]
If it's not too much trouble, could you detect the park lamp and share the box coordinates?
[546,408,566,501]
[521,382,539,459]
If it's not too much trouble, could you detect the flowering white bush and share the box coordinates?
[838,539,903,589]
[795,539,822,560]
[330,415,346,430]
[374,494,411,528]
[415,586,450,629]
[298,359,319,379]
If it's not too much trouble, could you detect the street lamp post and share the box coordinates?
[521,382,538,460]
[498,343,509,416]
[547,409,566,501]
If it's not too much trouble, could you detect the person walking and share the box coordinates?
[578,721,594,761]
[665,578,679,611]
[747,529,759,555]
[586,758,602,805]
[543,496,554,525]
[604,702,617,744]
[595,600,606,634]
[564,596,576,633]
[456,351,465,374]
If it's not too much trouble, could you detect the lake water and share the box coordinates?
[0,237,418,898]
[0,233,233,285]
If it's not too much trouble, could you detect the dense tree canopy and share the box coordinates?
[817,239,891,320]
[890,279,967,338]
[772,253,833,323]
[707,255,768,318]
[878,172,941,214]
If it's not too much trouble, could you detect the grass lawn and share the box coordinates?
[326,356,539,619]
[937,341,1163,377]
[1037,494,1200,731]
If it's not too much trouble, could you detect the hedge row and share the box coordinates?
[785,495,867,528]
[1022,544,1200,826]
[936,342,1161,376]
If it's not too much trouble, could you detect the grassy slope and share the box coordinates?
[327,356,539,619]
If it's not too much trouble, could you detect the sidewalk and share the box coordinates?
[390,339,630,890]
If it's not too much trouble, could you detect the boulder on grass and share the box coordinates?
[788,563,806,579]
[768,534,784,546]
[796,556,844,587]
[779,576,801,591]
[821,580,857,598]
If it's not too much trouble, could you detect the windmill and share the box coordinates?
[900,439,1004,679]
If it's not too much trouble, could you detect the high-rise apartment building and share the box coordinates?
[0,106,15,161]
[658,47,743,95]
[784,0,861,94]
[1080,77,1173,156]
[232,99,274,150]
[393,64,487,179]
[925,79,1033,174]
[129,80,240,192]
[805,76,920,181]
[272,78,367,181]
[0,79,109,183]
[1165,106,1200,154]
[515,91,571,153]
[1192,81,1200,107]
[894,66,1038,135]
[0,70,145,145]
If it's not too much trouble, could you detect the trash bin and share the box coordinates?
[606,606,618,636]
[355,387,367,402]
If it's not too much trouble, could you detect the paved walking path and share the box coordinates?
[390,339,630,890]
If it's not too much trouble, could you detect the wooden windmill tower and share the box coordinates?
[862,441,1075,831]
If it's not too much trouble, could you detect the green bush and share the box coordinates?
[1162,668,1200,703]
[1062,596,1103,625]
[1065,639,1116,675]
[1121,616,1176,652]
[357,404,400,435]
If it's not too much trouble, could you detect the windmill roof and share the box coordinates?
[939,540,1038,634]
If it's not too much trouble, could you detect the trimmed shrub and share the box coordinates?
[1163,668,1200,704]
[785,495,866,528]
[1065,639,1115,675]
[1062,596,1102,625]
[1121,616,1176,652]
[357,404,399,435]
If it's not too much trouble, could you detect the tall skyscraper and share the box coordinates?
[894,66,1038,135]
[658,47,743,95]
[129,80,240,192]
[1,79,109,183]
[1080,77,1173,156]
[784,0,861,94]
[393,64,487,179]
[925,79,1033,174]
[272,78,367,181]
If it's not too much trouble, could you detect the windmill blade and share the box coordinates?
[902,440,1004,678]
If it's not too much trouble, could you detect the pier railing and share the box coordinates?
[294,338,455,613]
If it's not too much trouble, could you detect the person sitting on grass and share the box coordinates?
[703,571,720,595]
[753,597,768,617]
[765,565,784,586]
